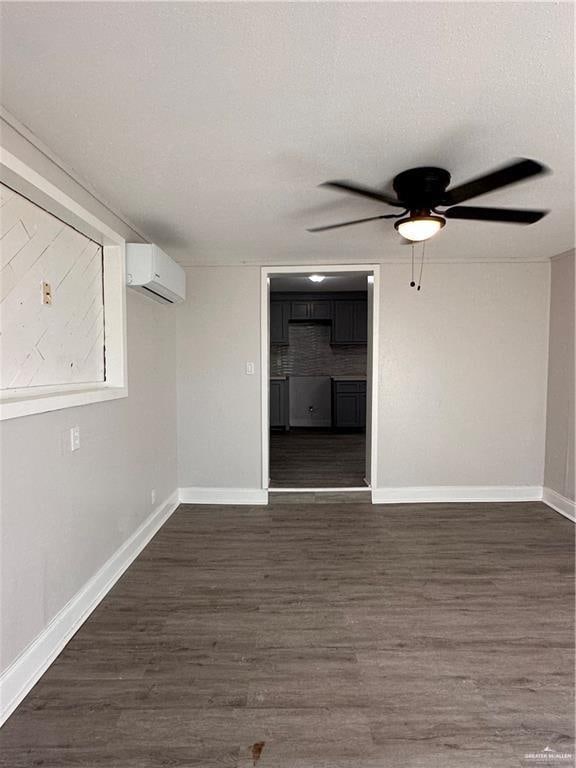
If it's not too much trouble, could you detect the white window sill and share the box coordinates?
[0,385,128,420]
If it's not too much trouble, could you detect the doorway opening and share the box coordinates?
[261,265,379,493]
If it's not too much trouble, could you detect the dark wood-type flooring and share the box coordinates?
[270,430,366,487]
[1,498,574,767]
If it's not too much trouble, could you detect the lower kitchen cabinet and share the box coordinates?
[333,380,366,428]
[270,379,289,428]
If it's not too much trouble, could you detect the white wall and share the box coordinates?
[176,261,550,494]
[176,266,262,490]
[376,262,549,488]
[0,119,178,675]
[544,250,575,501]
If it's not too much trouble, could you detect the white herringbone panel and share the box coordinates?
[0,183,105,389]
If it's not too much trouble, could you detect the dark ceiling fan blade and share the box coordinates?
[320,180,402,207]
[307,213,402,233]
[442,159,548,206]
[444,206,548,224]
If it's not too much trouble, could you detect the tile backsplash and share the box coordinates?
[271,322,367,377]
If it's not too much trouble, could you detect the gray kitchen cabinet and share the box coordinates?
[333,380,367,428]
[310,300,332,320]
[270,379,289,428]
[290,299,332,321]
[332,300,368,344]
[270,300,290,344]
[290,300,309,320]
[271,293,368,345]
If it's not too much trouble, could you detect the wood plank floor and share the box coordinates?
[1,499,574,767]
[270,430,366,487]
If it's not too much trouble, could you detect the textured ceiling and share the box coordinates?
[271,273,368,293]
[1,2,574,266]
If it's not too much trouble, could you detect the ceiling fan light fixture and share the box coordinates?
[395,214,445,242]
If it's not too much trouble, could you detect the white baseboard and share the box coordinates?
[371,485,543,504]
[179,487,268,505]
[543,487,576,522]
[0,489,180,727]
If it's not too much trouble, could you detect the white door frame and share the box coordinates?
[260,264,380,492]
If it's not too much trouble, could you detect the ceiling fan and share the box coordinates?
[308,159,549,242]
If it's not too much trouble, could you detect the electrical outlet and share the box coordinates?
[246,361,255,375]
[151,489,156,505]
[69,426,80,452]
[41,281,52,305]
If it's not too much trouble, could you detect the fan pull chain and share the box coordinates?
[410,244,415,287]
[417,241,425,291]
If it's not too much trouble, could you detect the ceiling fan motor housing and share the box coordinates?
[392,167,451,211]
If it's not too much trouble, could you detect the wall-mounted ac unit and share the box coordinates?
[126,244,186,304]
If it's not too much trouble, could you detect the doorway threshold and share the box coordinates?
[268,489,372,505]
[269,487,371,493]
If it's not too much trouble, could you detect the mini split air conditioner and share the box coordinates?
[126,244,186,304]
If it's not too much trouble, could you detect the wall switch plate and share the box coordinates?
[246,362,255,375]
[70,426,80,452]
[151,489,156,505]
[41,281,52,305]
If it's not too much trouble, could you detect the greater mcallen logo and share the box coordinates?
[524,744,574,762]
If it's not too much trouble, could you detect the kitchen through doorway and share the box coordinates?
[261,266,379,491]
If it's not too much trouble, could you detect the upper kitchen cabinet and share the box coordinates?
[290,299,332,321]
[270,300,290,344]
[332,300,368,344]
[270,293,368,345]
